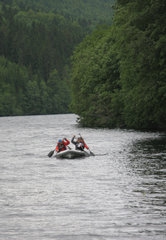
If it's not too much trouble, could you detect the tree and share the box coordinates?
[70,0,166,130]
[113,0,166,130]
[71,26,120,127]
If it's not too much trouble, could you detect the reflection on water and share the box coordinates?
[132,136,166,155]
[129,136,166,177]
[127,136,166,237]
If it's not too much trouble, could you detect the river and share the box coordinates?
[0,114,165,240]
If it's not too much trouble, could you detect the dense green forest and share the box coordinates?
[1,0,165,131]
[0,0,114,115]
[71,0,166,131]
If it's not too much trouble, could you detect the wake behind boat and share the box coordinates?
[55,149,90,159]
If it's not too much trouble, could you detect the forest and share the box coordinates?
[71,0,166,131]
[0,0,165,131]
[0,0,114,115]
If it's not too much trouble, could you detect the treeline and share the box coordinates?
[71,0,166,131]
[15,0,114,27]
[0,0,114,116]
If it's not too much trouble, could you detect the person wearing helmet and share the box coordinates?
[71,135,89,151]
[55,138,70,152]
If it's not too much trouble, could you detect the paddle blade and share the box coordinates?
[90,150,95,156]
[48,150,54,158]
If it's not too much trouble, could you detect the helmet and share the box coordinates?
[58,139,62,143]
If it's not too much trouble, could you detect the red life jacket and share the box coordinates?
[55,139,70,152]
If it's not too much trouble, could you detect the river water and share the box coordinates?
[0,114,165,240]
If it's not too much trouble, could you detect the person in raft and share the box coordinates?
[71,135,89,151]
[55,138,70,153]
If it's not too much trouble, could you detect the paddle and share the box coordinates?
[48,150,54,158]
[79,133,95,156]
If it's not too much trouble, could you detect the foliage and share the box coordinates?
[113,0,166,130]
[0,0,115,116]
[71,26,120,128]
[71,0,166,130]
[11,0,114,27]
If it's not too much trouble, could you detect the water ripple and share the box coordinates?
[0,114,165,240]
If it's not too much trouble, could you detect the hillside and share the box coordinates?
[6,0,115,29]
[0,0,115,116]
